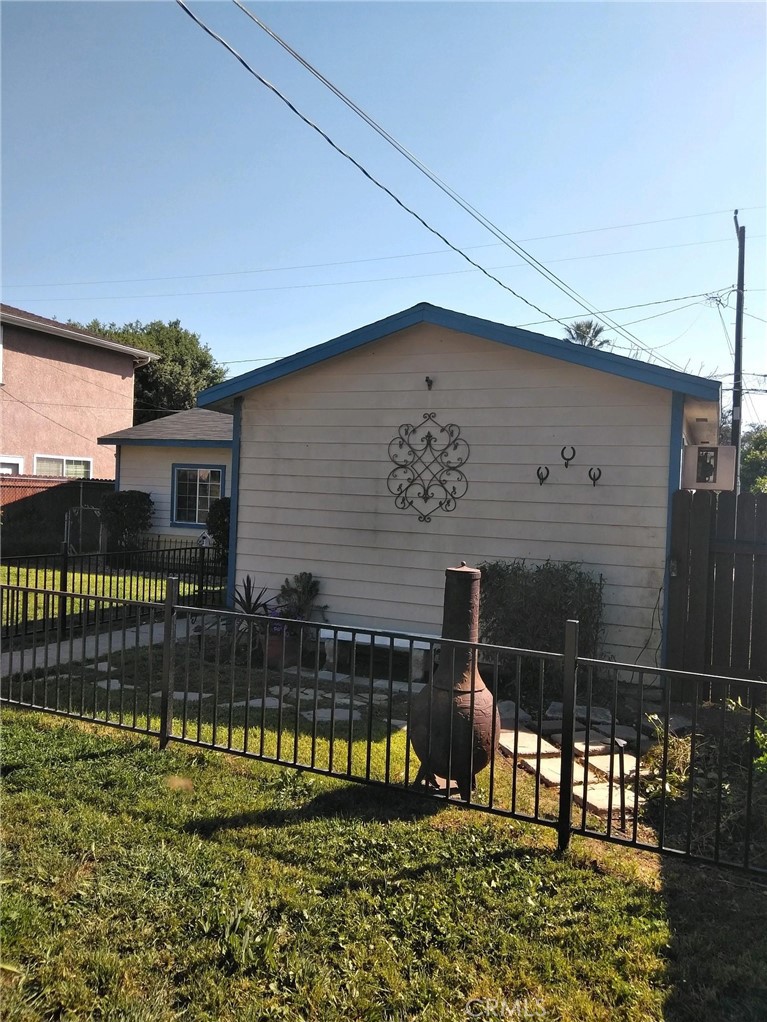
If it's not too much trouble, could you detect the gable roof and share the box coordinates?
[1,304,156,365]
[98,408,233,447]
[197,302,721,410]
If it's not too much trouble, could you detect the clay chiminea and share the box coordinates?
[409,562,500,801]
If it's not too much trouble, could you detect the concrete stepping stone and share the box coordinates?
[576,706,613,726]
[301,708,361,723]
[370,693,391,705]
[225,696,281,710]
[332,695,368,707]
[529,758,601,788]
[150,690,211,701]
[586,753,639,780]
[572,782,624,816]
[551,728,607,746]
[497,700,532,726]
[539,718,563,736]
[594,724,653,752]
[498,728,559,758]
[546,701,612,725]
[573,737,613,756]
[96,679,134,691]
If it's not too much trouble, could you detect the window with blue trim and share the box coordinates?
[173,466,223,525]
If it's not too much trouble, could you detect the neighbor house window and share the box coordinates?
[34,455,92,478]
[172,465,224,525]
[0,456,23,475]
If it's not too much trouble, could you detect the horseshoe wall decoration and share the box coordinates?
[560,446,576,468]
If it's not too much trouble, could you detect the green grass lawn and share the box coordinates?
[0,564,207,609]
[2,709,766,1022]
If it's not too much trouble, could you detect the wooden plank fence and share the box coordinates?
[667,490,767,684]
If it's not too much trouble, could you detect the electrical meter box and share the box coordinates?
[681,445,736,491]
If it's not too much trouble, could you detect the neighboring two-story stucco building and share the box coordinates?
[0,304,155,480]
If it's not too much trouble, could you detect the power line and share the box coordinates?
[5,234,761,291]
[175,1,568,331]
[2,388,106,450]
[230,1,696,373]
[23,350,147,400]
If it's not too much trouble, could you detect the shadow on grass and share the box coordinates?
[660,858,767,1022]
[185,781,445,838]
[0,741,149,778]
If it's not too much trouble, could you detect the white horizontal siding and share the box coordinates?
[234,323,673,663]
[118,446,231,539]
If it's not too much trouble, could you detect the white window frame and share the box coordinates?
[33,454,93,479]
[171,463,225,527]
[0,455,24,475]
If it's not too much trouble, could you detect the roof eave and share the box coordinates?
[1,310,157,365]
[197,302,721,407]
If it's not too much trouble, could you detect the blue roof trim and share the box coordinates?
[198,302,721,407]
[98,438,232,448]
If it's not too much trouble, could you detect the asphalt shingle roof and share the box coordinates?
[98,409,233,445]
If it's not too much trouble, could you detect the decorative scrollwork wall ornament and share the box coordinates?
[537,466,550,485]
[387,412,470,522]
[588,467,602,486]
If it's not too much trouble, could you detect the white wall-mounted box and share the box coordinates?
[681,445,736,491]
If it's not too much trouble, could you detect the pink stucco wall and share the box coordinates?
[0,324,136,479]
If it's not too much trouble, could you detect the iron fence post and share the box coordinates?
[58,542,69,637]
[160,576,179,750]
[557,619,579,853]
[197,545,205,607]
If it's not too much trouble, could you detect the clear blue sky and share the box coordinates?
[2,1,765,423]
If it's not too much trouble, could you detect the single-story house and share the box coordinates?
[196,303,721,665]
[98,408,233,541]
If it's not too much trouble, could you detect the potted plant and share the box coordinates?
[276,572,328,657]
[232,575,281,665]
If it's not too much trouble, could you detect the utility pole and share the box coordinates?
[732,210,746,494]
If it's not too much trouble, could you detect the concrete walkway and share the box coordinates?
[1,617,191,679]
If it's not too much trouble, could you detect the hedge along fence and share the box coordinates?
[478,559,606,701]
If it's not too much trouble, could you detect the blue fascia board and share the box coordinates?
[226,398,242,608]
[197,302,721,408]
[98,438,232,448]
[661,391,686,665]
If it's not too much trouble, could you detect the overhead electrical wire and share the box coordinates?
[1,388,105,449]
[174,0,567,331]
[5,233,763,291]
[229,0,699,372]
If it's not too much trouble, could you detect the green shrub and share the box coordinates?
[478,558,605,659]
[101,490,154,549]
[206,497,230,555]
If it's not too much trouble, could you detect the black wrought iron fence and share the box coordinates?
[0,544,226,638]
[1,579,765,875]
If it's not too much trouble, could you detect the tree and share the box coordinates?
[718,412,767,493]
[563,319,613,349]
[71,318,227,424]
[741,425,767,494]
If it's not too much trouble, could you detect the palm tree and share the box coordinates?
[563,319,613,349]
